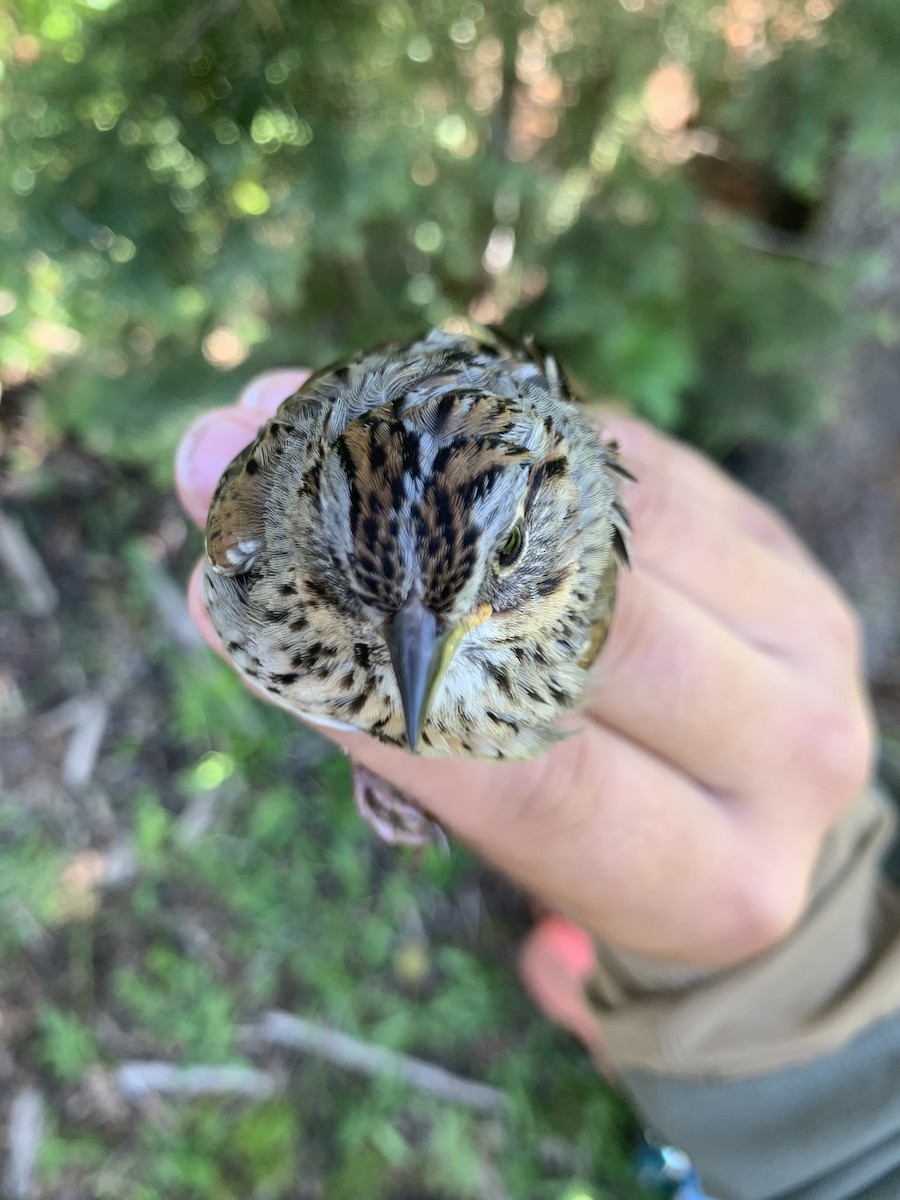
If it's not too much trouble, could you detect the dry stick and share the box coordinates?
[0,509,58,617]
[117,1062,277,1101]
[241,1010,510,1117]
[61,695,109,792]
[4,1087,44,1200]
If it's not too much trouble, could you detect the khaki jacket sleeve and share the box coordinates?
[586,788,900,1200]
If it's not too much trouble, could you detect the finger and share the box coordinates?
[586,567,812,805]
[519,917,612,1075]
[617,433,851,671]
[605,415,821,569]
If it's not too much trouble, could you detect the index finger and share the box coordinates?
[606,416,818,568]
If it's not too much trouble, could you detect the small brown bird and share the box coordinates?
[204,326,631,845]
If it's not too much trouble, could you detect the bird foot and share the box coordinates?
[351,763,449,852]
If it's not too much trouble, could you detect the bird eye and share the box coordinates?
[496,521,525,571]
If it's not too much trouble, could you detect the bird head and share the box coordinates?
[318,390,604,750]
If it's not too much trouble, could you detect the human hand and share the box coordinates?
[176,370,874,968]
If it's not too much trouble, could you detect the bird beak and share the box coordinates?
[384,596,448,753]
[383,597,491,753]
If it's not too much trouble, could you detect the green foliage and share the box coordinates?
[133,789,174,865]
[4,0,900,464]
[229,1103,302,1196]
[113,944,237,1062]
[0,814,67,950]
[117,1103,300,1199]
[36,1005,100,1082]
[39,1122,108,1182]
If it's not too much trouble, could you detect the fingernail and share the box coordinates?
[241,377,275,410]
[176,411,257,517]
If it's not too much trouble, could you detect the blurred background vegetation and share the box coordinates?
[2,0,900,1196]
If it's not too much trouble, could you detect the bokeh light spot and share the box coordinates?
[190,751,235,791]
[231,180,271,215]
[407,274,437,305]
[202,327,249,368]
[407,35,433,62]
[41,8,79,40]
[435,114,467,150]
[413,220,443,254]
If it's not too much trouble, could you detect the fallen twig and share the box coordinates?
[4,1086,44,1200]
[61,695,109,792]
[0,508,58,616]
[241,1010,510,1116]
[117,1061,278,1101]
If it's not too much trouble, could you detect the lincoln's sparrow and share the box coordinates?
[205,327,631,845]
